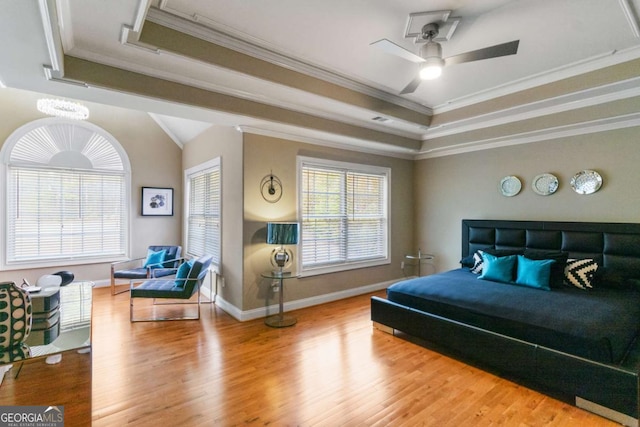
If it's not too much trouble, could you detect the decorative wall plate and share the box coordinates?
[571,170,602,195]
[532,173,559,196]
[499,176,522,197]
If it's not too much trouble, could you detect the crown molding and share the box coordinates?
[38,0,63,74]
[147,6,432,117]
[55,0,74,52]
[619,0,640,38]
[69,45,422,141]
[133,0,153,33]
[424,76,640,139]
[238,125,417,160]
[417,112,640,159]
[433,45,640,114]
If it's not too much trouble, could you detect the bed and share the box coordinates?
[371,219,640,426]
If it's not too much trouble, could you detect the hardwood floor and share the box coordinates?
[92,288,618,426]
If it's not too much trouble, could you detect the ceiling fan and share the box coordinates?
[371,21,519,95]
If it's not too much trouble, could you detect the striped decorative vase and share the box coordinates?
[0,343,31,363]
[0,281,32,351]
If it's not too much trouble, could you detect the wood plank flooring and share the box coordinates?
[92,288,618,426]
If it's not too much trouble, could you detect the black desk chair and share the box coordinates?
[129,255,213,322]
[110,245,182,295]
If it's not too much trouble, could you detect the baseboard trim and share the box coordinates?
[576,397,638,427]
[216,279,395,322]
[92,279,110,288]
[95,276,394,321]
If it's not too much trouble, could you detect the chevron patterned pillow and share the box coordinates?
[470,250,484,274]
[564,258,598,289]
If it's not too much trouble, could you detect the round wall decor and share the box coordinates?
[500,176,522,197]
[260,172,283,203]
[532,173,559,196]
[571,170,602,195]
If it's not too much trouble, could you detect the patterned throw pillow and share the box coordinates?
[470,250,484,274]
[564,258,598,289]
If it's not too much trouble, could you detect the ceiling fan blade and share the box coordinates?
[400,76,423,95]
[444,40,519,66]
[370,39,425,63]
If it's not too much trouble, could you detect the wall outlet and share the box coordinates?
[400,261,405,270]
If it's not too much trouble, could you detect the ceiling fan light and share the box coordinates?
[420,59,443,80]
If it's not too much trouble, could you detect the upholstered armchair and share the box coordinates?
[110,245,182,295]
[129,255,213,322]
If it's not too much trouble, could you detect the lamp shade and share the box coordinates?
[266,222,299,245]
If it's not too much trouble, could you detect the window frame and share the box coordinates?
[297,156,391,277]
[1,118,131,270]
[183,157,222,270]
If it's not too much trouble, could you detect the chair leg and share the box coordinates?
[130,294,201,322]
[112,279,130,296]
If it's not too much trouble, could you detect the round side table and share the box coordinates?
[405,250,434,277]
[261,271,299,328]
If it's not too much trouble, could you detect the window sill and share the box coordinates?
[299,258,390,277]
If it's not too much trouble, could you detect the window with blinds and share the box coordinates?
[185,158,221,266]
[7,168,126,262]
[299,157,389,275]
[2,119,129,267]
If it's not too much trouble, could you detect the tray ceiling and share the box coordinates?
[0,0,639,157]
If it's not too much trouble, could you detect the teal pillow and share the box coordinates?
[478,253,516,283]
[143,249,166,268]
[174,260,193,287]
[515,255,555,291]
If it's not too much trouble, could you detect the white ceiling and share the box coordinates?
[1,0,640,156]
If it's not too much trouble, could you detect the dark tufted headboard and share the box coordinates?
[462,219,640,273]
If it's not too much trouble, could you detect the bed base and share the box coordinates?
[371,296,640,426]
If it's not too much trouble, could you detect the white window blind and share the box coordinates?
[7,167,126,263]
[299,158,389,274]
[186,163,221,265]
[2,119,130,268]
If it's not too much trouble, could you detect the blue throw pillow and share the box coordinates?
[174,260,193,287]
[478,252,516,283]
[515,255,555,290]
[143,249,166,268]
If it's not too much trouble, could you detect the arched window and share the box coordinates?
[1,118,130,268]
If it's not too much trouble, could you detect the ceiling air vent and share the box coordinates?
[371,116,392,123]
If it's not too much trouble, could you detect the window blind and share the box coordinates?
[7,167,127,263]
[187,166,221,264]
[300,160,388,272]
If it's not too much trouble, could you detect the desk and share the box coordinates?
[0,282,92,426]
[261,271,299,328]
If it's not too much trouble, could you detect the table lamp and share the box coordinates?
[266,222,299,274]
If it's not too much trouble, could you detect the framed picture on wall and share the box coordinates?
[141,187,174,216]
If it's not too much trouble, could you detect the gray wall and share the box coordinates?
[242,133,415,311]
[415,127,640,272]
[182,125,244,309]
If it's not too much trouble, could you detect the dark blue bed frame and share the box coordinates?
[371,219,640,426]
